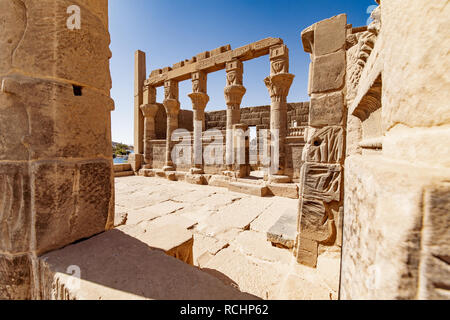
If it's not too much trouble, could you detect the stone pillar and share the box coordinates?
[188,71,209,174]
[163,80,180,171]
[0,0,113,299]
[233,123,251,178]
[295,14,348,268]
[131,50,146,171]
[264,44,294,182]
[224,60,246,172]
[140,85,159,169]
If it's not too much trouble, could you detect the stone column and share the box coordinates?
[233,123,251,178]
[224,60,246,172]
[264,44,294,182]
[188,71,209,174]
[0,0,113,299]
[130,50,146,171]
[163,80,180,171]
[140,86,159,169]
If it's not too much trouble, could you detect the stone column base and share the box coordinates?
[163,165,175,172]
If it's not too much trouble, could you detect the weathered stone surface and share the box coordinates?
[0,163,31,253]
[311,50,346,93]
[309,92,344,127]
[39,229,257,300]
[198,197,271,236]
[233,231,292,264]
[114,164,132,172]
[119,224,194,265]
[4,0,112,92]
[297,237,319,268]
[228,181,268,197]
[202,247,283,299]
[304,126,344,163]
[341,155,450,299]
[185,173,207,185]
[250,198,297,233]
[303,163,341,202]
[0,76,113,161]
[208,175,231,188]
[267,183,299,199]
[381,0,450,131]
[314,14,347,56]
[0,253,33,300]
[418,183,450,299]
[299,199,330,242]
[114,171,134,177]
[267,211,297,249]
[125,201,185,225]
[32,161,112,255]
[128,153,144,172]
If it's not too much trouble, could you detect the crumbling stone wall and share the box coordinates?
[0,0,114,299]
[295,14,347,268]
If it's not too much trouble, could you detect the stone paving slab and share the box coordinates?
[114,176,339,300]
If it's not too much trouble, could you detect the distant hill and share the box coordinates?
[112,141,133,150]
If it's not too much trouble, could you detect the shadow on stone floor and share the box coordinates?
[39,229,260,300]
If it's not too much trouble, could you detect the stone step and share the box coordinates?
[114,171,135,177]
[267,183,299,199]
[267,211,297,249]
[228,181,269,197]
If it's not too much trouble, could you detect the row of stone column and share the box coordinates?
[139,44,294,178]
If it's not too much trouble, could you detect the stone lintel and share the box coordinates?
[145,38,283,87]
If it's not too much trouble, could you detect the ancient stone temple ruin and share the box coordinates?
[1,0,449,300]
[130,38,309,185]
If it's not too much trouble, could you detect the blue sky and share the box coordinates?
[109,0,375,144]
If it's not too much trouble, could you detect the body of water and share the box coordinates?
[113,157,128,164]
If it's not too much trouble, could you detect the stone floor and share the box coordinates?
[115,175,340,300]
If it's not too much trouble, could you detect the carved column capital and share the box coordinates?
[224,85,246,106]
[269,44,290,76]
[264,73,295,101]
[143,85,157,104]
[164,79,179,100]
[188,92,209,111]
[192,71,207,93]
[226,60,244,86]
[163,98,180,117]
[140,103,159,118]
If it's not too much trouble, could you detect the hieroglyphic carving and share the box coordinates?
[304,126,344,163]
[303,163,342,202]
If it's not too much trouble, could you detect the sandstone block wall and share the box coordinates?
[341,0,450,299]
[205,103,309,131]
[295,14,347,268]
[0,0,114,299]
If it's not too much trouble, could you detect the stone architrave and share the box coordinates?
[224,60,246,171]
[264,44,294,178]
[189,71,209,174]
[163,80,180,171]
